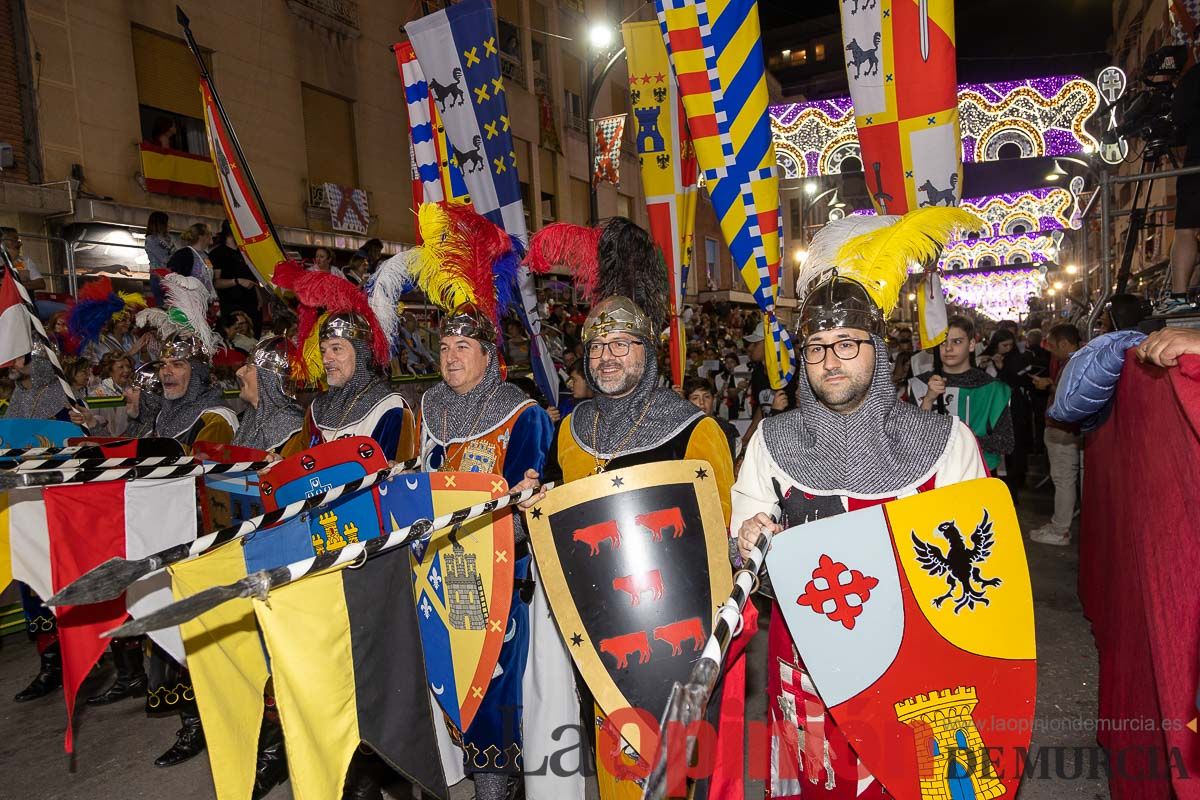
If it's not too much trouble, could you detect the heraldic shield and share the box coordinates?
[526,459,732,758]
[767,478,1036,800]
[257,436,388,553]
[377,471,515,735]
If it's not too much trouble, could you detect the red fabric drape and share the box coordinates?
[1079,352,1200,799]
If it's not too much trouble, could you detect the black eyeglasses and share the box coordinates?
[586,339,642,358]
[801,339,873,364]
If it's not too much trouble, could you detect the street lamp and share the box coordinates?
[793,247,807,265]
[804,180,818,196]
[585,23,625,226]
[1066,264,1079,275]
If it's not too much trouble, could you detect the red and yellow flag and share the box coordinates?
[199,79,286,285]
[622,20,699,387]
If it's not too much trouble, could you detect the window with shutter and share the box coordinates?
[301,85,359,189]
[131,25,212,156]
[539,147,557,223]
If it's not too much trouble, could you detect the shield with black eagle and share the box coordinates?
[526,459,732,758]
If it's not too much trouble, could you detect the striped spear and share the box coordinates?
[0,459,273,490]
[4,454,194,472]
[0,441,136,461]
[1,247,90,431]
[48,458,419,607]
[640,527,773,800]
[105,481,548,637]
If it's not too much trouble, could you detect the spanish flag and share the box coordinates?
[139,143,220,202]
[199,79,286,285]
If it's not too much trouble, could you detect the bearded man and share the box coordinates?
[232,335,305,457]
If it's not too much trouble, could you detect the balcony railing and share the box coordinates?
[286,0,360,35]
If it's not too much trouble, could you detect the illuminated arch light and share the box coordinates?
[909,232,1059,274]
[940,268,1048,321]
[770,75,1100,179]
[853,186,1082,237]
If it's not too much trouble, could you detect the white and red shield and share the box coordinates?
[767,478,1036,799]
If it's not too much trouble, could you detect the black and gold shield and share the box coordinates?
[526,460,732,757]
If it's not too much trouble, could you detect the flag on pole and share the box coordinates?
[917,271,949,348]
[199,79,287,285]
[622,20,699,388]
[654,0,793,389]
[395,39,472,243]
[592,114,626,187]
[0,264,32,368]
[406,0,559,406]
[41,477,197,751]
[838,0,961,214]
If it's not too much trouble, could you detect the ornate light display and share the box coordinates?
[854,185,1082,236]
[924,231,1060,273]
[771,75,1100,179]
[941,268,1047,321]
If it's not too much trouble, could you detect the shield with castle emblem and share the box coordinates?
[376,470,514,734]
[767,478,1036,800]
[525,460,732,758]
[257,436,388,554]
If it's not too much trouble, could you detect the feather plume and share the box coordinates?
[272,259,390,370]
[161,274,219,355]
[834,208,985,316]
[367,250,418,355]
[136,307,183,342]
[67,279,125,345]
[526,223,600,298]
[492,235,525,322]
[597,217,668,333]
[118,291,147,311]
[796,215,894,298]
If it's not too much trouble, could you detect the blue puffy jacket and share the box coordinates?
[1048,330,1146,432]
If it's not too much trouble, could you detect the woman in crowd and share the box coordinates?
[167,223,217,300]
[981,328,1036,499]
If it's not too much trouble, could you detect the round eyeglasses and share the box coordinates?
[801,338,872,364]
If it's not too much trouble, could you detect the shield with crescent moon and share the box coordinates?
[376,470,514,734]
[767,478,1036,800]
[525,459,732,758]
[0,419,85,450]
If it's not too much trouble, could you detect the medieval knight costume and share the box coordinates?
[530,217,749,800]
[371,202,556,800]
[231,335,306,457]
[907,365,1015,473]
[731,210,988,799]
[273,260,416,461]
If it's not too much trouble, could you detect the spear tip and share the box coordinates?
[176,5,189,27]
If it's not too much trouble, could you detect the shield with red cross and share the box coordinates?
[766,478,1036,800]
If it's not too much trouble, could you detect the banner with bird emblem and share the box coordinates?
[766,478,1035,800]
[622,19,699,389]
[376,470,514,736]
[838,0,961,215]
[525,460,731,759]
[654,0,793,390]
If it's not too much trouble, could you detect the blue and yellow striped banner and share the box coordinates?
[655,0,792,388]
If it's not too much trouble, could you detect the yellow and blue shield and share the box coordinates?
[379,471,514,734]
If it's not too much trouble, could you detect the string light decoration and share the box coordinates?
[771,75,1100,178]
[941,268,1048,321]
[853,186,1082,236]
[925,231,1060,273]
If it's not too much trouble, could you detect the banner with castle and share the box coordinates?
[768,478,1036,799]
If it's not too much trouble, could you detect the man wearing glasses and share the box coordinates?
[1,227,46,291]
[728,213,987,799]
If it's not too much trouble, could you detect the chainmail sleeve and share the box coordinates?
[976,405,1015,456]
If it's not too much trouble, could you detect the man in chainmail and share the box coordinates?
[535,218,740,799]
[301,313,415,460]
[123,360,164,437]
[416,304,552,800]
[6,346,71,421]
[148,335,238,445]
[233,335,305,456]
[730,213,987,800]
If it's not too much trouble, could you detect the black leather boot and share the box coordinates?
[87,638,147,706]
[252,702,288,799]
[342,748,385,800]
[13,642,62,702]
[154,708,206,767]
